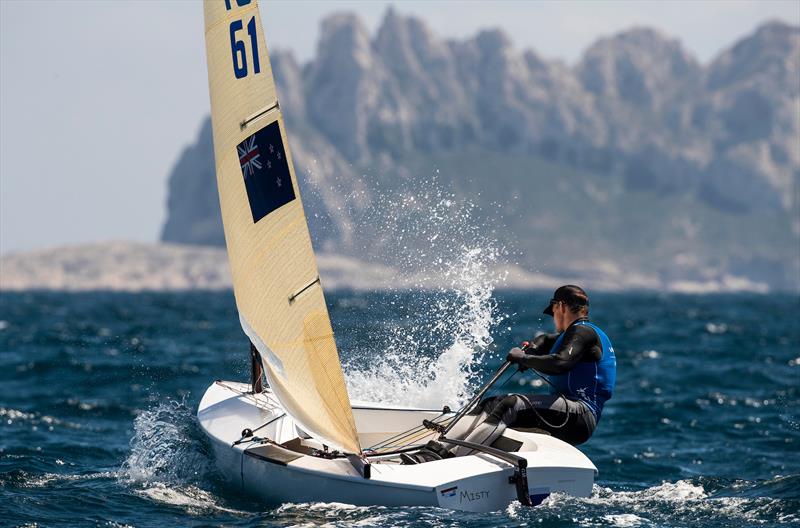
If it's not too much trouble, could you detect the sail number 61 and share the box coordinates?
[224,0,261,79]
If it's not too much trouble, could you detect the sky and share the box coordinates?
[1,0,798,255]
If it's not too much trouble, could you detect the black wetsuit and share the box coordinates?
[471,317,610,446]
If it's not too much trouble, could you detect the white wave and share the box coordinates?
[119,399,239,515]
[541,480,790,525]
[608,480,707,502]
[276,501,369,513]
[705,322,729,334]
[134,483,246,516]
[603,513,646,527]
[120,399,211,486]
[0,406,84,430]
[21,470,118,488]
[275,502,391,527]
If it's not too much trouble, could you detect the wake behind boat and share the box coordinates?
[197,0,596,512]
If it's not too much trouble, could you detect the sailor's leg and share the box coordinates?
[452,394,528,456]
[402,397,506,463]
[446,395,503,441]
[514,394,596,445]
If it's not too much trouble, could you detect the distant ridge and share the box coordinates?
[0,242,772,294]
[161,10,800,291]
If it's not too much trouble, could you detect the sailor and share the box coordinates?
[464,285,617,449]
[404,285,616,463]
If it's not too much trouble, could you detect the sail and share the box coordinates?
[203,0,360,455]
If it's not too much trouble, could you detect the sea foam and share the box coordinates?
[340,183,507,409]
[119,399,241,515]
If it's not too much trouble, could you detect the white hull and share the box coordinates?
[198,380,596,512]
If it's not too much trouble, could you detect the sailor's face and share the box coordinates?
[553,302,567,332]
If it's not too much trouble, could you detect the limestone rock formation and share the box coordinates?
[161,11,800,290]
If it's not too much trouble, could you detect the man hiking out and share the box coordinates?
[403,285,616,463]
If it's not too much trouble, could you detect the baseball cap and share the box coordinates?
[543,285,589,316]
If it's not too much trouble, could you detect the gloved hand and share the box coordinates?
[506,347,526,364]
[523,334,550,354]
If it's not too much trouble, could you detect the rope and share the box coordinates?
[215,380,280,413]
[232,413,287,446]
[364,413,453,453]
[467,365,570,431]
[524,368,570,429]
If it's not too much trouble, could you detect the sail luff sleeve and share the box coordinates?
[203,0,361,455]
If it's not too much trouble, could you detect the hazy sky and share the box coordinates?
[1,0,798,255]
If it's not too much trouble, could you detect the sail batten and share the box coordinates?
[241,102,280,129]
[203,0,361,454]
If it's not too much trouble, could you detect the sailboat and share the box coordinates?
[196,0,596,512]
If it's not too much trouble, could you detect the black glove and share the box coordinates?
[523,333,551,355]
[506,347,526,364]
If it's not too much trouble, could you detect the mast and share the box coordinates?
[203,0,360,455]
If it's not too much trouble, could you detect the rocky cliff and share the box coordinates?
[161,10,800,291]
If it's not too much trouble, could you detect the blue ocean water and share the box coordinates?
[1,290,798,527]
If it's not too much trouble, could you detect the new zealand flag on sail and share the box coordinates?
[237,120,296,223]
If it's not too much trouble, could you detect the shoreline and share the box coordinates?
[0,241,780,294]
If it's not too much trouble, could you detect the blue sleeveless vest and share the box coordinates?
[546,321,616,421]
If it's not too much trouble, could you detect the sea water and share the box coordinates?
[2,176,798,526]
[1,288,798,527]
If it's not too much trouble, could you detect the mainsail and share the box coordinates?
[203,0,360,454]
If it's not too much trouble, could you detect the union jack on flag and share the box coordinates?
[236,121,296,224]
[238,136,262,178]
